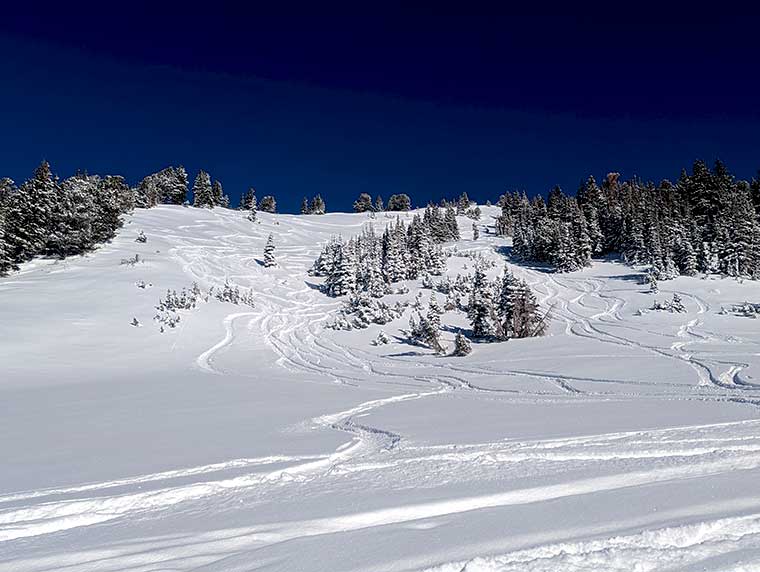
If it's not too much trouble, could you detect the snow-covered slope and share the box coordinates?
[2,205,760,571]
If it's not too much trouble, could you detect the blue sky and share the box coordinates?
[1,5,759,211]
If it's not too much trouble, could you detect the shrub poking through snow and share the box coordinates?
[135,230,147,243]
[373,330,390,345]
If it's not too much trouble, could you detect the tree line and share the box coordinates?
[498,160,760,279]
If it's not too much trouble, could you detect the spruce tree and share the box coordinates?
[263,234,277,267]
[300,197,309,214]
[468,265,494,338]
[387,193,411,211]
[239,188,256,210]
[0,207,15,274]
[452,332,472,356]
[472,222,479,241]
[353,193,374,213]
[247,192,258,222]
[309,194,326,214]
[375,195,384,212]
[192,170,214,208]
[5,161,58,261]
[259,195,277,213]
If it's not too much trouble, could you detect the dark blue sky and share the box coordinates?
[1,4,759,212]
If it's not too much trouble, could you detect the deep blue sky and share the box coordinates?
[1,4,759,212]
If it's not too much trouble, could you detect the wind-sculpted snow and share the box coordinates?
[1,205,760,571]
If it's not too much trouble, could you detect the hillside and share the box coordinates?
[2,205,760,571]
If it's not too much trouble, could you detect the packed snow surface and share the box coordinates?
[2,205,760,571]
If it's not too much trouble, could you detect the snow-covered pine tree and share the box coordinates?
[211,180,228,207]
[192,170,214,208]
[247,195,258,222]
[92,175,128,243]
[0,206,15,274]
[263,234,277,267]
[512,278,546,337]
[387,193,411,211]
[325,240,357,296]
[452,332,472,356]
[456,192,472,215]
[427,291,443,330]
[259,195,277,213]
[46,173,95,256]
[309,194,326,215]
[300,197,309,214]
[375,195,384,212]
[496,268,519,339]
[467,264,494,338]
[239,188,256,210]
[444,205,459,240]
[353,193,374,213]
[5,161,58,261]
[472,222,479,241]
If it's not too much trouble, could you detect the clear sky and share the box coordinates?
[1,4,759,211]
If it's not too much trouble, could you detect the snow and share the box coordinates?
[2,205,760,571]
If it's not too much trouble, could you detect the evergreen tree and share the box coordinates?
[309,194,326,214]
[0,206,15,274]
[444,205,459,240]
[472,222,479,241]
[353,193,374,213]
[192,170,214,208]
[387,193,411,211]
[496,268,519,339]
[239,188,256,210]
[427,292,443,330]
[5,161,58,261]
[457,192,472,215]
[452,332,472,356]
[467,265,494,338]
[374,195,384,212]
[247,192,258,222]
[263,234,277,267]
[300,197,309,214]
[325,241,357,296]
[259,195,277,213]
[211,180,228,207]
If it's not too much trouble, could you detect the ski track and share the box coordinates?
[3,209,760,571]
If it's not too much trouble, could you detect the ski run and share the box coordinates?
[3,203,760,571]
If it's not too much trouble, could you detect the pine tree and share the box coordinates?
[325,241,357,296]
[263,234,277,267]
[247,192,258,222]
[5,161,58,261]
[452,332,472,356]
[457,192,472,215]
[353,193,374,213]
[468,265,494,338]
[472,222,479,241]
[496,268,519,339]
[375,195,384,212]
[259,195,277,213]
[46,174,95,256]
[211,180,228,207]
[239,188,256,210]
[427,292,443,330]
[512,278,546,337]
[192,170,214,208]
[387,193,411,211]
[309,194,326,215]
[300,197,309,214]
[0,206,15,274]
[444,205,459,240]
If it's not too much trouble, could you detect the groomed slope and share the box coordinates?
[1,205,760,571]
